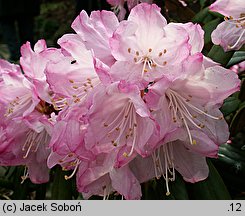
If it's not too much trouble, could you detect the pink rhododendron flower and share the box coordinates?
[0,66,40,119]
[20,40,63,102]
[0,55,54,184]
[130,142,209,195]
[209,0,245,18]
[47,104,94,172]
[76,150,142,200]
[110,3,191,86]
[71,10,119,66]
[46,34,103,110]
[211,21,245,51]
[85,81,158,158]
[142,54,240,194]
[171,22,204,54]
[209,0,245,51]
[0,102,51,183]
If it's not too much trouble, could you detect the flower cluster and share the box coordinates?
[0,3,240,199]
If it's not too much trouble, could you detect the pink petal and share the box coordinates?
[110,165,142,199]
[173,141,209,183]
[209,0,245,18]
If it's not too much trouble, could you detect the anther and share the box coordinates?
[123,152,128,157]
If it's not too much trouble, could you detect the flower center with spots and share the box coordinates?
[51,77,99,110]
[5,94,31,117]
[127,47,168,77]
[224,15,245,50]
[103,101,137,157]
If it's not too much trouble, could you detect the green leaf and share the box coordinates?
[35,184,47,199]
[227,51,245,67]
[207,45,234,66]
[142,172,189,200]
[220,96,241,116]
[203,18,222,44]
[219,144,245,165]
[199,0,207,8]
[0,179,14,189]
[165,172,189,200]
[192,7,209,23]
[230,103,245,135]
[51,166,73,200]
[187,159,231,199]
[11,166,30,200]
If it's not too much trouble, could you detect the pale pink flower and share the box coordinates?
[71,10,119,66]
[0,59,53,183]
[20,40,63,102]
[171,22,204,54]
[47,91,145,199]
[76,150,142,200]
[209,0,245,18]
[148,54,240,147]
[0,67,40,119]
[47,104,94,176]
[142,54,240,194]
[46,33,107,110]
[110,3,190,85]
[209,0,245,51]
[85,81,158,159]
[0,111,51,183]
[130,143,209,196]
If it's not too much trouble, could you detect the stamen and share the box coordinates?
[166,89,223,145]
[103,186,110,200]
[5,94,31,117]
[152,143,175,196]
[104,102,138,156]
[22,130,49,158]
[21,167,29,184]
[228,29,245,50]
[64,159,81,180]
